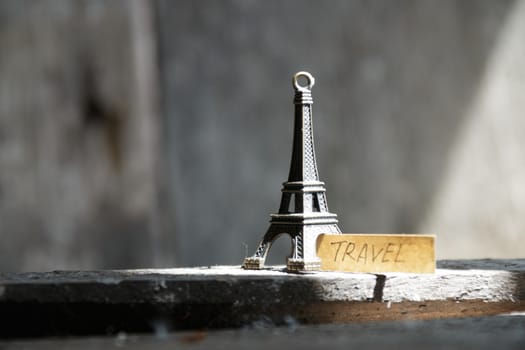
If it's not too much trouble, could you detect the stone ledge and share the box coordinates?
[0,259,524,337]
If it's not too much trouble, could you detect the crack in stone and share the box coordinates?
[373,274,386,302]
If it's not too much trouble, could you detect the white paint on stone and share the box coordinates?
[383,269,519,302]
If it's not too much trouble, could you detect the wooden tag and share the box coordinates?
[316,234,435,273]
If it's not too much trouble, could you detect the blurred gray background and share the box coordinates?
[1,0,524,272]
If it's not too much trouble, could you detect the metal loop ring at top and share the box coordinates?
[293,71,315,91]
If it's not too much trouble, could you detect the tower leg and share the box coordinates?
[286,231,321,272]
[242,226,283,270]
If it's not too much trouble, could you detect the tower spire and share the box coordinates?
[243,72,341,271]
[287,72,319,182]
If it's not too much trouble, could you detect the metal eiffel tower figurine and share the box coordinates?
[243,71,341,272]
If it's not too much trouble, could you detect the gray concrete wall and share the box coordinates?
[158,0,522,265]
[0,0,172,271]
[0,0,523,271]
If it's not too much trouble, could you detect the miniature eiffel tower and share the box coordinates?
[243,71,341,271]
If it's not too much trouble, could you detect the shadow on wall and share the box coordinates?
[157,0,521,265]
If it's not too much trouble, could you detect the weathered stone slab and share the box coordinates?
[0,259,523,337]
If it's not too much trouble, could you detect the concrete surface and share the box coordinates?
[0,259,523,337]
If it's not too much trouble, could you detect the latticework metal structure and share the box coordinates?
[243,72,341,271]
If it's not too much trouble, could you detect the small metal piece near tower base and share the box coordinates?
[243,72,341,272]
